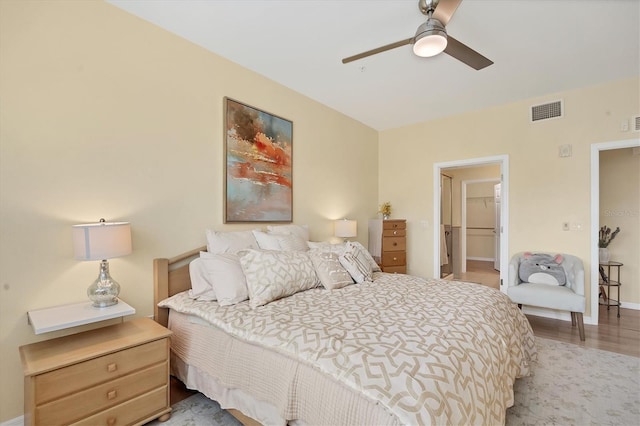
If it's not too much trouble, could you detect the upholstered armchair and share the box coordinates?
[507,252,586,340]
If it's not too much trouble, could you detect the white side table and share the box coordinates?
[27,300,136,334]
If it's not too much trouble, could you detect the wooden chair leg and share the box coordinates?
[571,312,576,326]
[575,312,585,341]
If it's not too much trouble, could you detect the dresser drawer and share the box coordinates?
[382,252,406,267]
[382,237,406,252]
[383,220,406,231]
[35,339,167,405]
[36,362,167,425]
[71,386,168,426]
[382,265,406,274]
[382,229,405,237]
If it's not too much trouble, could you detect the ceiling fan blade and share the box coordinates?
[432,0,462,26]
[342,37,413,64]
[444,35,493,70]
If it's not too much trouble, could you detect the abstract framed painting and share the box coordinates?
[224,97,293,223]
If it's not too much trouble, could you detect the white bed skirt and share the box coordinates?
[168,309,401,426]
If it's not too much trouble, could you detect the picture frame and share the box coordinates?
[223,97,293,223]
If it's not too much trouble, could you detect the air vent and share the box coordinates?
[633,115,640,132]
[530,100,563,122]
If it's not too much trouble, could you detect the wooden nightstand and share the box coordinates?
[20,317,172,425]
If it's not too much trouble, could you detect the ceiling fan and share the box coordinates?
[342,0,493,70]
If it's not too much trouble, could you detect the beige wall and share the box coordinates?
[600,148,639,307]
[379,77,640,314]
[1,1,639,422]
[0,1,379,421]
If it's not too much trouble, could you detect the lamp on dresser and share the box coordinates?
[72,218,132,307]
[335,219,357,242]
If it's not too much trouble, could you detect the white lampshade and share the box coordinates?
[73,221,132,261]
[335,219,357,239]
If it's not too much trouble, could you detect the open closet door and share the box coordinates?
[494,183,501,271]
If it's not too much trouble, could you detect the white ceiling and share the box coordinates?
[107,0,640,131]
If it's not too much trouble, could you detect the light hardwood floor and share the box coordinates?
[459,259,640,358]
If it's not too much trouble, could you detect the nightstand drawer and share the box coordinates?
[35,339,167,405]
[382,252,406,267]
[70,386,168,426]
[36,362,167,425]
[382,237,406,252]
[382,265,406,274]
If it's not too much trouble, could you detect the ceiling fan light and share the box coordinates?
[413,19,447,58]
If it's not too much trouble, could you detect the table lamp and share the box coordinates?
[335,219,357,242]
[72,218,132,307]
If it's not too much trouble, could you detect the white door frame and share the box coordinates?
[590,138,640,325]
[461,178,501,272]
[433,155,509,293]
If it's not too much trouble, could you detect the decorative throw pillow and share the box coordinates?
[519,252,566,286]
[253,230,308,252]
[339,241,374,283]
[350,241,382,272]
[188,257,217,301]
[239,249,320,308]
[307,241,347,256]
[267,224,310,241]
[309,249,354,290]
[206,229,259,254]
[199,251,249,305]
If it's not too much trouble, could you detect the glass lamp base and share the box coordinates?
[88,260,121,308]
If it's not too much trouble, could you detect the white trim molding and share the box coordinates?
[434,154,509,293]
[590,138,640,325]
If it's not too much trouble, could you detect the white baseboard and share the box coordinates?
[467,257,494,262]
[621,301,640,310]
[0,416,23,426]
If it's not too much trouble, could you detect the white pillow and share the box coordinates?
[350,241,382,272]
[307,241,347,256]
[239,249,320,308]
[188,258,217,301]
[267,224,310,241]
[309,250,353,290]
[206,229,259,254]
[339,241,373,283]
[253,230,308,251]
[199,251,249,306]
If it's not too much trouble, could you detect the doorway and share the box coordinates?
[433,155,509,293]
[590,139,640,325]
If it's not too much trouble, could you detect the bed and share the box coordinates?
[153,233,536,426]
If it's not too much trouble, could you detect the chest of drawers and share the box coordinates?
[20,317,172,426]
[368,219,407,274]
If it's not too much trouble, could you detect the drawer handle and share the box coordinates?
[393,231,397,235]
[107,417,116,426]
[107,390,117,400]
[393,257,397,261]
[107,363,117,373]
[393,242,397,246]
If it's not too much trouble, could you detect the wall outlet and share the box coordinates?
[559,144,572,158]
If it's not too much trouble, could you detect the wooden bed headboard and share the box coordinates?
[153,245,206,327]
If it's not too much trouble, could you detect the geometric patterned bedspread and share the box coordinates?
[159,272,537,425]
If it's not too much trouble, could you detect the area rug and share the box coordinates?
[150,337,640,426]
